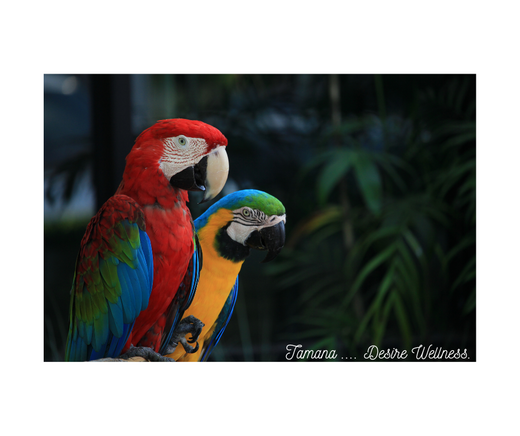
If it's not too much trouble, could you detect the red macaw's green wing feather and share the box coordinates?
[65,195,154,361]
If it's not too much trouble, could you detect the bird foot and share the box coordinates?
[164,315,205,355]
[119,346,176,362]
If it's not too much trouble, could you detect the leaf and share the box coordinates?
[446,236,475,263]
[298,275,340,305]
[343,243,396,307]
[354,264,395,344]
[395,242,426,334]
[442,131,476,148]
[435,120,475,137]
[373,292,396,347]
[462,289,476,315]
[277,265,321,289]
[317,149,352,205]
[393,293,412,351]
[437,159,475,198]
[352,152,383,215]
[302,149,336,173]
[457,176,476,199]
[301,206,343,236]
[451,257,476,291]
[376,156,408,193]
[356,225,402,258]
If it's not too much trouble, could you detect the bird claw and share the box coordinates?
[165,315,205,354]
[180,337,200,354]
[119,346,176,362]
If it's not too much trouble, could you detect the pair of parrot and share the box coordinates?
[64,118,286,362]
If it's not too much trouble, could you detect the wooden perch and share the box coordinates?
[92,356,150,362]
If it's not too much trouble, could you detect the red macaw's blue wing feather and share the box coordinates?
[158,234,202,355]
[200,276,239,362]
[65,195,154,361]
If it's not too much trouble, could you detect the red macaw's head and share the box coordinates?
[125,119,229,203]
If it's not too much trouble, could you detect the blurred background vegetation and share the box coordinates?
[44,74,475,361]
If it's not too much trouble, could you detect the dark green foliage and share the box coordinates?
[267,75,476,360]
[44,74,476,361]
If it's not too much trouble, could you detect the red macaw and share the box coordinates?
[65,119,228,361]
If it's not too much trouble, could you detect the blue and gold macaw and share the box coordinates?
[167,189,286,362]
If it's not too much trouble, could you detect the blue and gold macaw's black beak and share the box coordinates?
[169,147,229,203]
[246,220,286,263]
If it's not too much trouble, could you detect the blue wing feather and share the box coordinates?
[118,261,138,323]
[107,299,124,339]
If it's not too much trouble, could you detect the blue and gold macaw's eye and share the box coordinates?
[242,208,251,217]
[178,136,187,146]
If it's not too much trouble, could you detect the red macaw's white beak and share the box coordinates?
[168,146,229,203]
[201,146,229,203]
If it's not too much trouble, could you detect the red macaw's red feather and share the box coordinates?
[116,119,228,352]
[76,195,146,283]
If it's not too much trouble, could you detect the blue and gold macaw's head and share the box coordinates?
[195,189,286,263]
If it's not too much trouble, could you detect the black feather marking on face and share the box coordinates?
[214,223,250,263]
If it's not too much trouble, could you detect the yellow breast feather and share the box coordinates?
[167,209,244,361]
